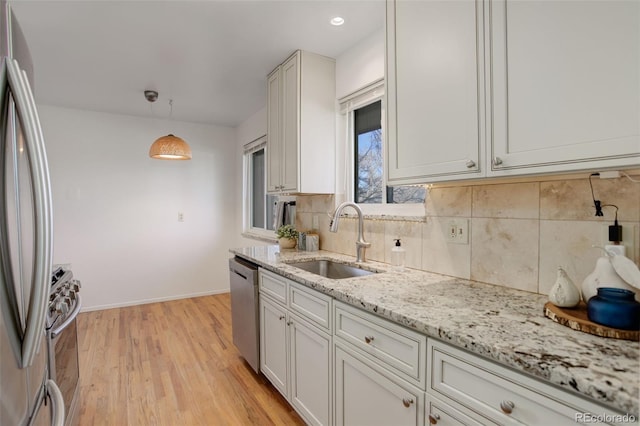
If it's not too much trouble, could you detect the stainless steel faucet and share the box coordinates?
[329,202,371,263]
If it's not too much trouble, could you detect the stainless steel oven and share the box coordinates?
[47,266,82,426]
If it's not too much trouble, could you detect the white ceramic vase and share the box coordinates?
[581,256,638,302]
[549,267,581,308]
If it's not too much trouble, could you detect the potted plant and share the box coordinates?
[276,224,298,249]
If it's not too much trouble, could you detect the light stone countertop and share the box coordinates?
[230,246,640,416]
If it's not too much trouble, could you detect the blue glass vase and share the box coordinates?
[587,288,640,331]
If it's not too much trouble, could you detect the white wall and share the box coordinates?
[335,29,384,99]
[39,105,237,310]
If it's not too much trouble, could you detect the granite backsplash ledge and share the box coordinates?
[230,246,640,416]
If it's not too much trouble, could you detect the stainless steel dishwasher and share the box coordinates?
[228,256,260,373]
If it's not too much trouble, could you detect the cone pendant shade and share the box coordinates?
[149,134,192,160]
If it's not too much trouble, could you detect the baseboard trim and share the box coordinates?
[81,288,230,312]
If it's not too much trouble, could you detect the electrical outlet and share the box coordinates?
[312,214,319,230]
[178,212,184,222]
[447,219,469,245]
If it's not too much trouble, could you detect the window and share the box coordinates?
[343,81,426,208]
[244,137,276,237]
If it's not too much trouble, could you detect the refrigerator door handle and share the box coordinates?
[46,379,66,426]
[5,57,53,368]
[0,57,24,367]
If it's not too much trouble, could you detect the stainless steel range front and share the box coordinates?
[47,266,82,426]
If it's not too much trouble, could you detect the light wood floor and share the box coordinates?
[76,293,305,425]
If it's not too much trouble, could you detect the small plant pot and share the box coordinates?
[278,238,296,249]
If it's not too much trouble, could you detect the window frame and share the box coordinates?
[243,136,277,241]
[339,80,425,216]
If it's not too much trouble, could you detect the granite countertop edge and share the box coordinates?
[230,246,640,416]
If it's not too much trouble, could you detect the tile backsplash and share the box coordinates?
[296,175,640,295]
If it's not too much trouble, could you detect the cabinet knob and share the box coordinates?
[492,157,503,167]
[428,414,440,425]
[364,336,375,344]
[286,321,293,326]
[500,400,515,415]
[402,398,414,408]
[465,160,476,169]
[278,315,285,321]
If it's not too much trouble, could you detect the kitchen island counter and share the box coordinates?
[230,246,639,416]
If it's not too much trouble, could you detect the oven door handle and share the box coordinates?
[50,294,82,339]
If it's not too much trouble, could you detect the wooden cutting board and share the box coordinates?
[544,302,640,341]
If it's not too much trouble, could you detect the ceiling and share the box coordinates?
[10,0,385,127]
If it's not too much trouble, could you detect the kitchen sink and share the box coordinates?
[287,259,377,279]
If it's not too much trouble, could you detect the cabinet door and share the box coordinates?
[289,314,332,426]
[490,0,640,174]
[386,0,485,184]
[259,296,288,396]
[335,344,423,426]
[281,53,300,192]
[267,67,282,192]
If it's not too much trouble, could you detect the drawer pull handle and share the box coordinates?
[402,398,414,408]
[364,336,375,344]
[500,400,515,414]
[278,316,285,321]
[428,414,440,425]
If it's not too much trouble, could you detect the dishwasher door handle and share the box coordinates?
[231,269,247,280]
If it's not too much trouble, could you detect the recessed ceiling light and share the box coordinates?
[330,16,345,26]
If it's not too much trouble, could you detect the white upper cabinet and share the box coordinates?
[386,0,486,184]
[267,50,336,194]
[489,0,640,175]
[386,0,640,184]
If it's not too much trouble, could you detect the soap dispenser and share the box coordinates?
[391,239,406,271]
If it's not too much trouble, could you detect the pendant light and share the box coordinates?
[145,90,192,160]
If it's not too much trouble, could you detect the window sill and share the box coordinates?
[241,231,277,244]
[350,202,426,222]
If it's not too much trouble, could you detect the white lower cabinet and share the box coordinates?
[259,296,288,395]
[427,340,622,426]
[289,312,332,426]
[259,270,626,426]
[259,269,332,426]
[335,342,424,426]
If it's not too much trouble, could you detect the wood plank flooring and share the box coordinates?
[76,294,305,425]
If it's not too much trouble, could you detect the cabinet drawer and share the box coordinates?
[334,301,426,388]
[428,340,620,425]
[289,281,332,332]
[259,269,287,305]
[425,394,487,426]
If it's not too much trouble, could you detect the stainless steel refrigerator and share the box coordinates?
[0,2,64,425]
